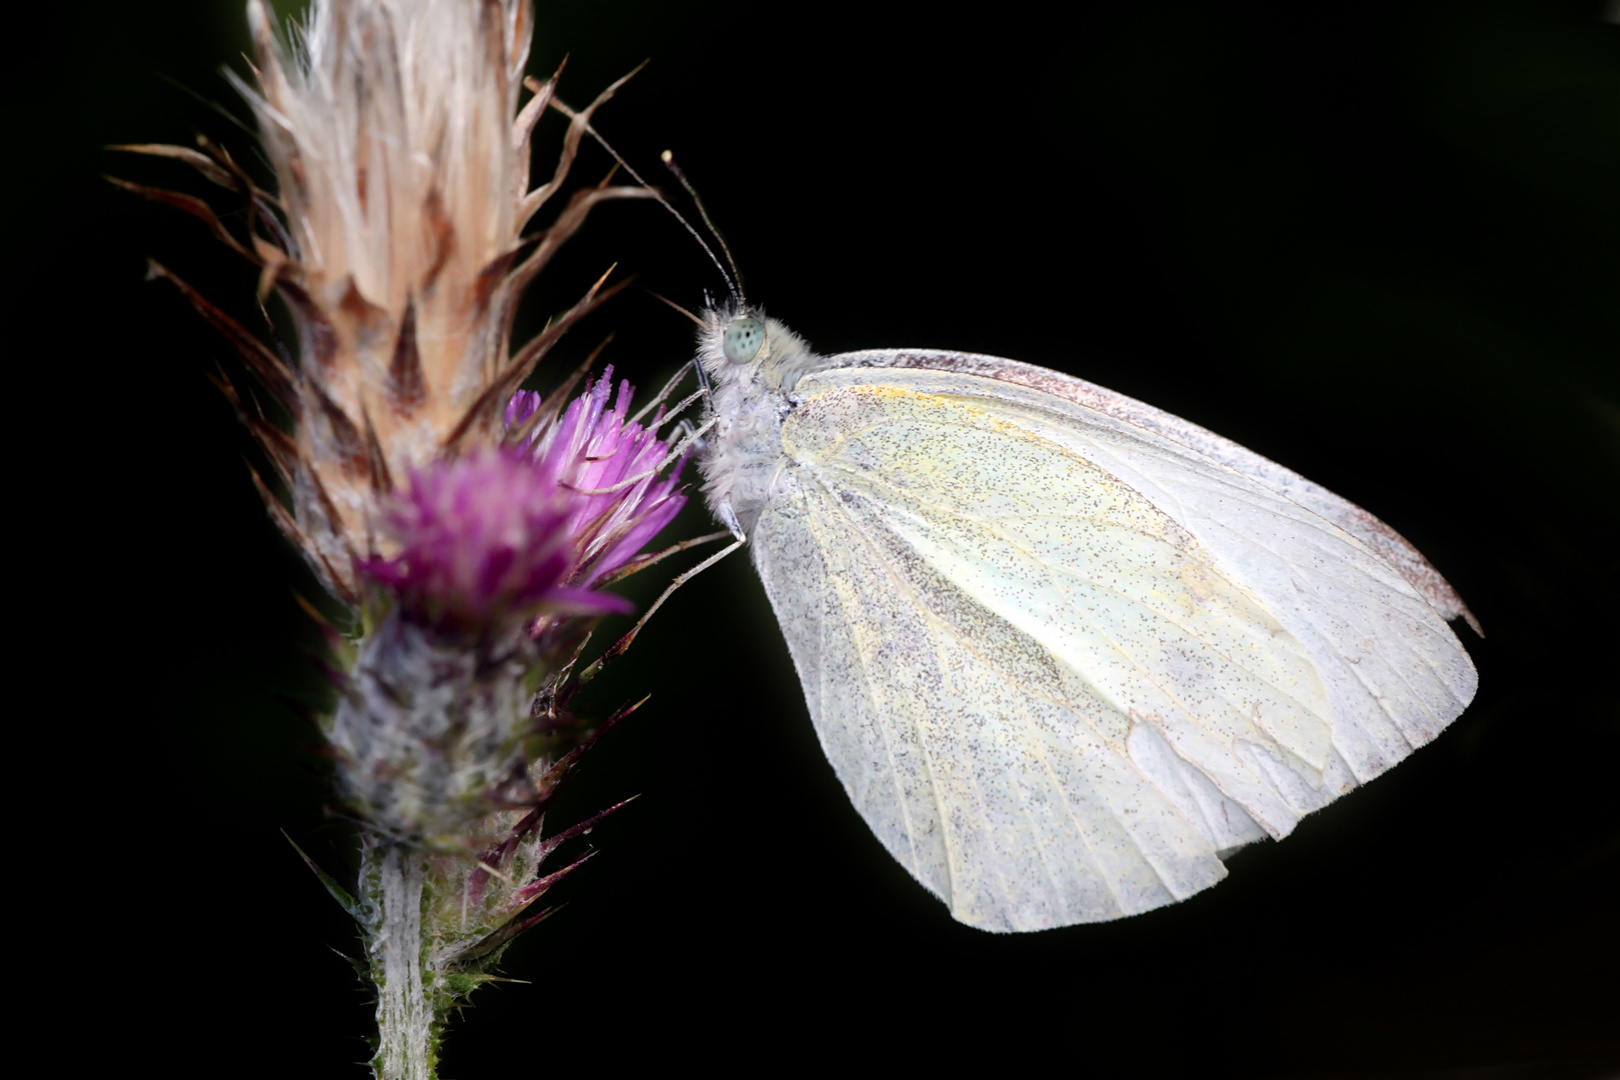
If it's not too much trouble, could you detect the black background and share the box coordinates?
[21,1,1618,1076]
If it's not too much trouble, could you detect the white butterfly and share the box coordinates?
[691,305,1479,933]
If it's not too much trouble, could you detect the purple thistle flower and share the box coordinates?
[360,367,687,638]
[358,451,631,636]
[507,365,688,591]
[123,1,701,1069]
[330,368,689,858]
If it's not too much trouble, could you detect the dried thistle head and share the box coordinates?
[116,0,698,850]
[121,6,703,1066]
[124,0,654,607]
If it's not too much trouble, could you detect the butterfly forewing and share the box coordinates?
[805,365,1477,765]
[824,349,1480,633]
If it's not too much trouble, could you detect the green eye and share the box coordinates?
[723,315,765,364]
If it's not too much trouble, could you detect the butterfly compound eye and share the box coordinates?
[722,315,765,365]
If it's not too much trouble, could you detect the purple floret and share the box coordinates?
[362,370,686,635]
[512,366,688,588]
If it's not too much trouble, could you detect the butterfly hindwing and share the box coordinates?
[753,458,1228,931]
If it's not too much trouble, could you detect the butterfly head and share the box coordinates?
[699,304,822,393]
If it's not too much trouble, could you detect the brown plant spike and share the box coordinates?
[122,0,653,606]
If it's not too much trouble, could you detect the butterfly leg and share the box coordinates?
[627,358,700,425]
[644,389,708,433]
[569,416,718,495]
[714,497,747,543]
[592,529,734,587]
[576,533,747,685]
[669,417,701,446]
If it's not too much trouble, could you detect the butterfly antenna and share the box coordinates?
[661,150,746,304]
[550,98,741,303]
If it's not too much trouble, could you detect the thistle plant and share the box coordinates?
[115,1,697,1075]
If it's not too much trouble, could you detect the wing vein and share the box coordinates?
[806,463,1190,913]
[827,461,1333,728]
[809,480,1019,915]
[800,492,938,897]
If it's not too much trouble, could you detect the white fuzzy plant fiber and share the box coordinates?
[220,0,649,605]
[242,0,528,322]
